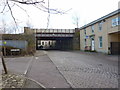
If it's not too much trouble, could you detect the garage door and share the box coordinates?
[111,42,120,55]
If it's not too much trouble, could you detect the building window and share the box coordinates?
[98,22,103,31]
[118,17,120,25]
[98,36,102,48]
[91,25,94,33]
[39,41,41,45]
[112,17,120,27]
[45,42,47,45]
[84,39,86,46]
[84,29,86,35]
[116,17,120,25]
[49,41,51,45]
[112,18,117,26]
[42,42,44,45]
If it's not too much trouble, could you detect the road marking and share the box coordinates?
[24,57,33,75]
[35,57,38,59]
[25,77,46,88]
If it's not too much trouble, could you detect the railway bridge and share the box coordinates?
[24,27,79,50]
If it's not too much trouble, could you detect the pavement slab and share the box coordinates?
[26,53,71,88]
[4,51,71,88]
[2,56,46,88]
[27,55,70,88]
[0,58,2,89]
[47,51,118,88]
[2,50,118,88]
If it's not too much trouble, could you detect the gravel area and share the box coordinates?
[1,72,45,88]
[2,72,25,88]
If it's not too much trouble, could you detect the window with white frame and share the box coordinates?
[98,22,103,31]
[112,18,117,26]
[116,17,120,25]
[98,36,102,48]
[118,17,120,25]
[91,25,94,33]
[112,17,120,27]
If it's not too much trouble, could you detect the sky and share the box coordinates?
[0,0,119,33]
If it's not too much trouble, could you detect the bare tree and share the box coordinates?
[0,0,70,29]
[72,13,80,28]
[0,0,71,74]
[1,18,7,34]
[0,18,16,34]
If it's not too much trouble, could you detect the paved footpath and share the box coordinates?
[3,51,118,88]
[0,58,2,89]
[3,56,44,88]
[25,51,71,88]
[4,51,71,88]
[47,51,118,88]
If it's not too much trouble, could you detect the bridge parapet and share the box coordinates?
[34,29,75,34]
[36,33,74,37]
[24,27,76,38]
[34,29,75,38]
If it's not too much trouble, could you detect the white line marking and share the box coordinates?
[26,77,46,88]
[24,56,33,75]
[35,57,38,59]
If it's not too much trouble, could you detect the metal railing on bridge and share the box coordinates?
[34,29,75,37]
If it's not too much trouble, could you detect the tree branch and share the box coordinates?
[7,0,18,33]
[9,0,45,4]
[1,2,15,14]
[47,0,50,29]
[15,3,30,17]
[0,3,7,13]
[1,0,72,34]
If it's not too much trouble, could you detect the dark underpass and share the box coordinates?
[36,37,73,50]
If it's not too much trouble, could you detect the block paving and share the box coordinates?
[48,51,118,88]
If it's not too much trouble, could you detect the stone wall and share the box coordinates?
[73,28,80,50]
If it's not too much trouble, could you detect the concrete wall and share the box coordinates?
[73,28,80,50]
[24,27,34,34]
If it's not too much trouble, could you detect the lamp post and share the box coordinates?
[3,41,6,56]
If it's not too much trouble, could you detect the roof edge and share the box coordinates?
[80,9,120,30]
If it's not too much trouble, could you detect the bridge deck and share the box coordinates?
[34,29,75,37]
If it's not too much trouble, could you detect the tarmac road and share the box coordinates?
[4,50,118,88]
[5,57,32,75]
[25,51,71,88]
[4,51,71,88]
[0,58,2,88]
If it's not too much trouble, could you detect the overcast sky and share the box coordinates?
[0,0,119,33]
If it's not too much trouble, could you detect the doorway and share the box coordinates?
[91,39,95,51]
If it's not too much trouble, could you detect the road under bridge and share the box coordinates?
[36,37,73,50]
[24,27,79,50]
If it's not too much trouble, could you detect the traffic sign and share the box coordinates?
[3,41,7,45]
